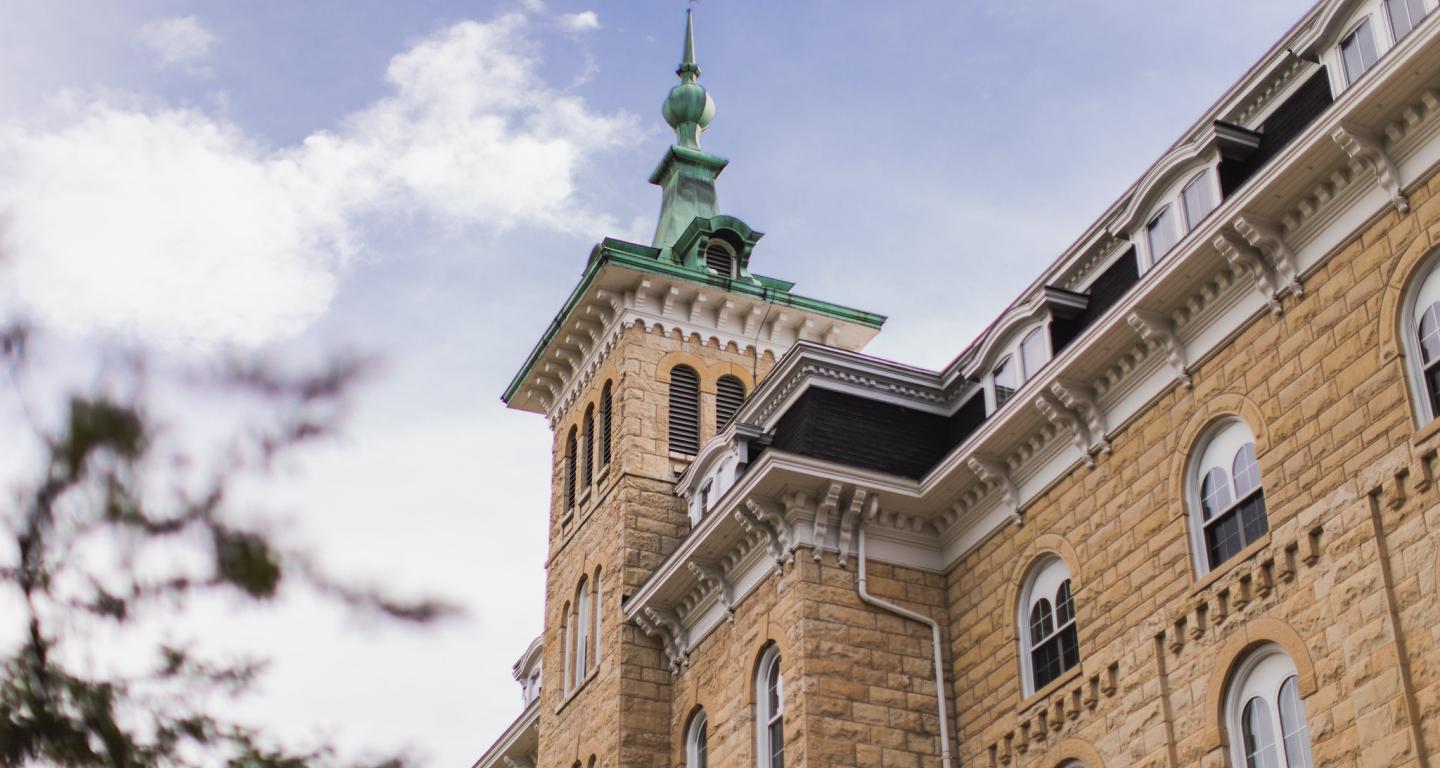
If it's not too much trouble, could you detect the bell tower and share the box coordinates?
[501,12,884,767]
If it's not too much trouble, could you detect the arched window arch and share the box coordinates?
[669,365,701,456]
[574,576,591,686]
[1020,557,1080,695]
[583,405,595,488]
[1404,258,1440,423]
[755,645,783,768]
[1189,419,1268,574]
[600,380,613,467]
[704,240,736,278]
[716,375,745,429]
[686,708,709,768]
[564,427,578,511]
[560,600,572,694]
[1226,646,1313,768]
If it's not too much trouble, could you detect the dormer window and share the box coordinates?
[1181,172,1217,229]
[1019,328,1047,380]
[993,355,1018,408]
[1341,18,1379,84]
[1388,0,1430,40]
[704,241,736,278]
[1146,206,1180,265]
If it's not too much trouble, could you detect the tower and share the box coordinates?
[501,11,884,768]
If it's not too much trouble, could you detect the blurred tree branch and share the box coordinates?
[0,322,455,767]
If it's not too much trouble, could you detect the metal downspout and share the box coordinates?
[854,523,954,768]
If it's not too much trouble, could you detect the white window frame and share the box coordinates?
[1180,170,1219,231]
[1186,419,1267,576]
[575,577,591,686]
[1387,0,1431,41]
[687,709,709,768]
[1225,646,1313,768]
[984,323,1051,414]
[755,645,784,768]
[1018,557,1079,696]
[1339,15,1382,86]
[1401,257,1440,425]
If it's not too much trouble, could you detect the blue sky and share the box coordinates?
[0,1,1314,765]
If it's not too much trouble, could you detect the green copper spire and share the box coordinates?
[662,9,713,150]
[651,9,727,254]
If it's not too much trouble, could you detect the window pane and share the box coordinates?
[1182,174,1217,230]
[1201,467,1233,520]
[1279,676,1313,768]
[1232,443,1262,498]
[1055,580,1075,626]
[994,356,1018,407]
[1032,636,1064,690]
[1147,207,1180,263]
[1342,19,1378,84]
[1419,304,1440,363]
[1030,599,1054,643]
[1390,0,1429,39]
[1020,329,1047,381]
[1242,697,1280,768]
[769,717,784,768]
[1206,493,1268,569]
[768,658,782,713]
[1058,623,1080,674]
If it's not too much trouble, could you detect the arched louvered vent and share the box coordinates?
[716,375,745,429]
[600,381,613,467]
[582,405,595,487]
[565,427,578,509]
[668,365,701,456]
[704,242,735,278]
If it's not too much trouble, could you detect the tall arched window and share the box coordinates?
[686,708,709,768]
[1020,557,1080,694]
[755,645,783,768]
[1405,260,1440,422]
[716,375,745,429]
[574,576,591,687]
[705,240,736,278]
[564,427,578,511]
[1226,646,1313,768]
[669,365,701,456]
[592,566,603,668]
[583,405,595,488]
[600,381,613,467]
[1189,419,1267,573]
[560,600,572,694]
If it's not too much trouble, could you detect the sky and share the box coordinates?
[0,1,1315,765]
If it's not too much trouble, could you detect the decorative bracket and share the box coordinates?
[1233,216,1302,298]
[687,559,735,621]
[632,609,687,673]
[836,487,868,569]
[1034,394,1094,467]
[1049,379,1110,455]
[736,499,790,573]
[1332,123,1409,214]
[1127,310,1191,387]
[967,456,1022,525]
[811,482,843,562]
[642,606,689,672]
[1213,231,1282,314]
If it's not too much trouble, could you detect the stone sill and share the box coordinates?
[1017,665,1083,716]
[1413,415,1440,447]
[555,667,599,714]
[1188,532,1273,596]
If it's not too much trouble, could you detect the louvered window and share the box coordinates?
[669,365,701,456]
[716,375,745,429]
[600,381,613,466]
[582,406,595,487]
[564,427,577,510]
[704,242,735,278]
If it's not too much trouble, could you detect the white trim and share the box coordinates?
[754,645,783,768]
[1402,255,1440,424]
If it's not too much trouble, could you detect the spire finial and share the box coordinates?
[662,9,715,150]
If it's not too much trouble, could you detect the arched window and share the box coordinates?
[1020,557,1080,694]
[574,576,591,686]
[565,427,578,511]
[583,405,595,488]
[755,645,784,768]
[592,566,603,668]
[1226,646,1313,768]
[560,600,572,694]
[705,240,736,278]
[669,365,701,456]
[1189,419,1268,573]
[686,708,709,768]
[600,381,613,467]
[716,375,745,429]
[1405,260,1440,422]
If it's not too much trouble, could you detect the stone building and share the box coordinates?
[476,2,1440,766]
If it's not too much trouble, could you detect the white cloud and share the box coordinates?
[137,16,216,70]
[0,13,637,349]
[560,11,601,32]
